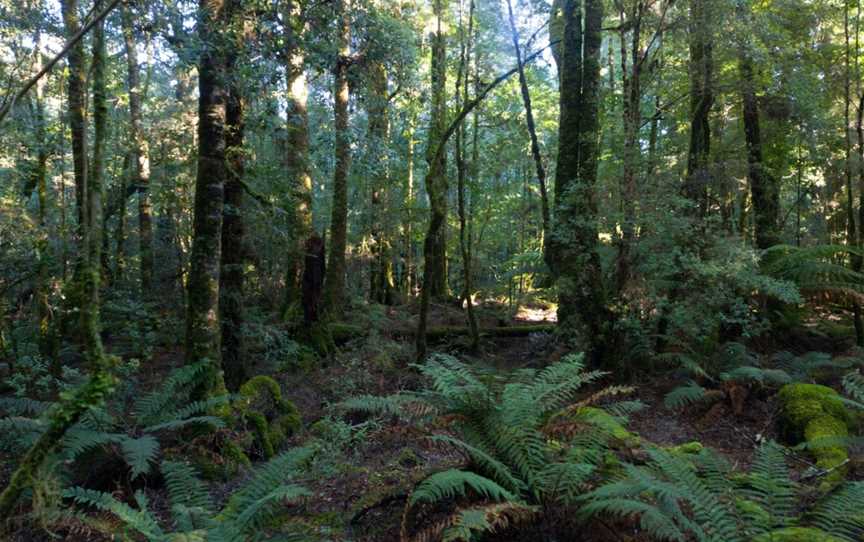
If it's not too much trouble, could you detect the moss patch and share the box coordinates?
[235,376,302,458]
[778,383,852,489]
[752,527,847,541]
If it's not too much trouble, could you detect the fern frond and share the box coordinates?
[120,435,160,479]
[807,481,864,541]
[664,382,708,409]
[63,487,164,540]
[580,498,686,542]
[742,441,796,532]
[162,460,214,515]
[0,396,50,416]
[428,435,526,495]
[408,469,518,507]
[144,415,225,433]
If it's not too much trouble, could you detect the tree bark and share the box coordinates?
[456,0,479,351]
[551,0,609,365]
[683,0,713,217]
[220,55,246,392]
[121,4,154,295]
[281,0,313,315]
[323,0,352,318]
[417,0,450,359]
[368,61,397,305]
[186,0,235,397]
[60,0,87,239]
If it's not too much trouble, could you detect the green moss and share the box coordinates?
[779,384,852,489]
[234,376,302,459]
[779,384,849,436]
[752,527,847,542]
[668,441,704,455]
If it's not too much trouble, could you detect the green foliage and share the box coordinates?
[344,353,640,539]
[763,245,864,306]
[581,441,864,542]
[64,447,317,541]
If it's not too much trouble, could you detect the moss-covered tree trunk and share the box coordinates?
[683,0,713,217]
[417,0,450,359]
[121,4,153,295]
[368,61,397,305]
[186,0,236,397]
[61,0,87,235]
[220,65,246,392]
[424,0,450,301]
[551,0,609,365]
[323,0,351,318]
[282,0,313,315]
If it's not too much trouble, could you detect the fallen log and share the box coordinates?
[329,322,554,342]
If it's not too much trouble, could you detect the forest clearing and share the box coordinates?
[2,0,864,540]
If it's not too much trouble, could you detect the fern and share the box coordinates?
[664,382,708,409]
[409,469,518,506]
[120,435,160,479]
[64,447,316,541]
[807,481,864,541]
[343,353,635,539]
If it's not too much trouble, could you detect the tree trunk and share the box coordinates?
[368,61,397,305]
[552,0,609,365]
[417,0,450,359]
[121,4,153,295]
[424,0,450,301]
[186,0,236,397]
[506,0,550,261]
[220,65,246,392]
[456,0,479,351]
[683,0,713,217]
[282,0,313,315]
[324,0,351,318]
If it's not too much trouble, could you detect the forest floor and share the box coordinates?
[3,299,862,541]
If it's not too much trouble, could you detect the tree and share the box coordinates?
[186,0,238,397]
[683,0,713,217]
[549,0,609,365]
[281,0,313,315]
[323,0,352,318]
[121,3,154,295]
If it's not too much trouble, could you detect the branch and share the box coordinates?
[431,41,558,167]
[0,0,125,125]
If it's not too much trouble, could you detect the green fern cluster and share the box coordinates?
[581,441,864,541]
[0,361,229,480]
[344,353,641,540]
[763,244,864,305]
[65,446,318,541]
[661,343,840,410]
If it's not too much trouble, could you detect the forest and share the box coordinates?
[2,0,864,539]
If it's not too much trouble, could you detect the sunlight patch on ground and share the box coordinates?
[516,304,558,323]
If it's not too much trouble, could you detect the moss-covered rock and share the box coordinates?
[778,383,852,489]
[234,376,302,458]
[751,527,847,542]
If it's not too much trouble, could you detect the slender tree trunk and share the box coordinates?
[404,116,416,297]
[121,4,153,295]
[114,153,130,281]
[368,61,396,305]
[456,0,479,351]
[506,0,550,261]
[846,0,864,344]
[324,0,351,318]
[282,0,313,315]
[552,0,609,365]
[684,0,713,217]
[616,4,644,290]
[186,0,235,397]
[60,0,87,236]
